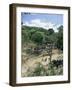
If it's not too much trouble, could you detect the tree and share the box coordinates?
[57,25,63,50]
[29,29,36,39]
[22,30,29,43]
[48,28,54,35]
[31,31,44,44]
[57,25,63,31]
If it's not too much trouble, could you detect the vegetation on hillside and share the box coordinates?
[21,25,63,77]
[22,25,63,49]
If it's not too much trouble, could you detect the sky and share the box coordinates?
[21,13,63,32]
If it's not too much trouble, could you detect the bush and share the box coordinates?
[57,25,63,50]
[31,31,44,44]
[26,48,32,54]
[26,60,63,77]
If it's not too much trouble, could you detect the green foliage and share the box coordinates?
[22,30,29,43]
[26,48,32,54]
[31,31,44,44]
[57,26,63,50]
[26,60,63,77]
[22,25,63,50]
[21,25,63,77]
[48,28,54,35]
[57,25,63,31]
[28,29,36,39]
[32,63,46,76]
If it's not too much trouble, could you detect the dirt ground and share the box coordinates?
[21,49,63,77]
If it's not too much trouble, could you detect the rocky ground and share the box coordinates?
[21,49,63,77]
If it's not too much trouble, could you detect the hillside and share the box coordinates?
[21,25,63,77]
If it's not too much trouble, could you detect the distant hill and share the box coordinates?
[22,25,49,32]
